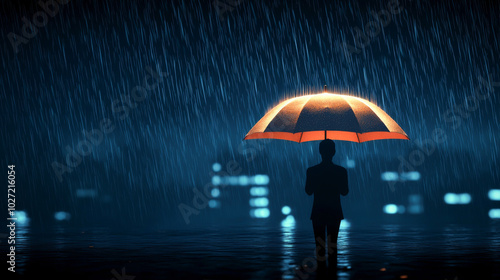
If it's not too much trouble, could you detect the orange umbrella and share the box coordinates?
[244,89,409,143]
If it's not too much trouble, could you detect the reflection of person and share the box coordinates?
[305,139,349,273]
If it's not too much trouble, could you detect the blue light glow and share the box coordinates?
[16,210,29,225]
[253,174,270,185]
[249,197,269,207]
[211,188,220,198]
[281,206,291,215]
[281,215,296,227]
[488,189,500,201]
[400,171,421,181]
[489,209,500,219]
[250,186,269,196]
[250,208,270,218]
[444,193,458,204]
[345,157,355,168]
[444,193,472,204]
[208,200,220,208]
[54,211,71,221]
[228,176,238,185]
[340,219,351,229]
[408,194,423,214]
[212,162,222,172]
[211,175,221,186]
[238,175,250,186]
[76,189,97,198]
[381,172,399,181]
[459,193,471,204]
[383,204,398,214]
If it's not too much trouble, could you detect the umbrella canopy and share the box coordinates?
[244,92,409,143]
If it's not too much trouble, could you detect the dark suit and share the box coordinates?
[305,161,348,268]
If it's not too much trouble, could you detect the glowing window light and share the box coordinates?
[397,205,406,214]
[346,157,355,168]
[208,200,220,208]
[281,206,291,215]
[281,215,296,227]
[211,188,220,198]
[250,186,269,196]
[228,176,239,185]
[400,171,421,181]
[444,193,471,204]
[212,175,221,186]
[239,175,250,186]
[444,193,458,204]
[253,174,270,185]
[212,162,222,172]
[408,194,423,214]
[489,209,500,219]
[250,197,269,207]
[488,189,500,201]
[383,204,398,214]
[15,210,29,225]
[381,172,399,181]
[54,211,71,221]
[459,193,471,204]
[250,208,270,218]
[340,219,351,229]
[76,189,97,198]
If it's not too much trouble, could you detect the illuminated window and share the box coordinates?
[250,186,269,196]
[408,194,424,214]
[488,189,500,201]
[383,204,398,214]
[212,162,222,172]
[400,171,421,181]
[489,209,500,219]
[16,210,30,225]
[281,206,291,215]
[249,197,269,207]
[253,174,270,185]
[381,172,398,181]
[250,208,270,218]
[211,188,220,198]
[444,193,471,205]
[208,200,220,208]
[54,211,71,221]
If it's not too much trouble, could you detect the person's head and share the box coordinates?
[319,139,336,161]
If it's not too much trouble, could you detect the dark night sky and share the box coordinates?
[0,0,499,228]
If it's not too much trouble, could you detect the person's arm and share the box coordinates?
[340,168,349,196]
[305,168,314,196]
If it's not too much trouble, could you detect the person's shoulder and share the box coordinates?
[307,164,322,172]
[332,163,347,172]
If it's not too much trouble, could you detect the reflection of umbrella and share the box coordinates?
[244,90,409,143]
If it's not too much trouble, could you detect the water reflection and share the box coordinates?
[16,224,30,274]
[337,220,351,279]
[281,215,296,279]
[9,223,500,279]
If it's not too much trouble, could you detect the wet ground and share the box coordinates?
[6,222,500,280]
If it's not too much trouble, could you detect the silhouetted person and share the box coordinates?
[305,139,348,275]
